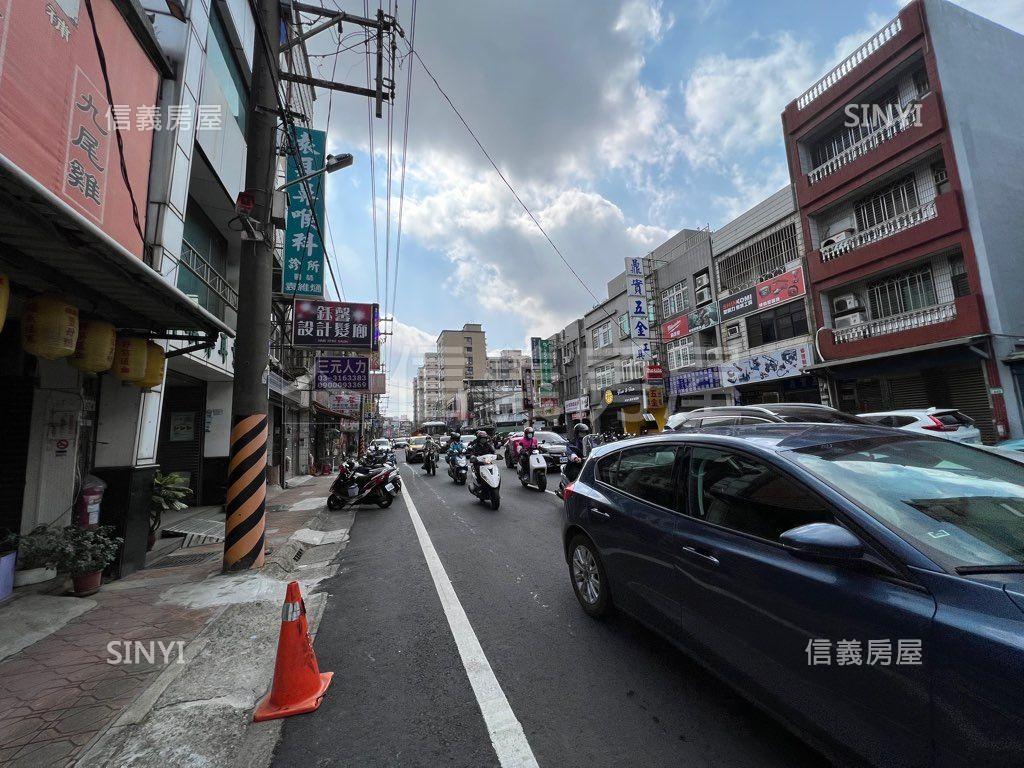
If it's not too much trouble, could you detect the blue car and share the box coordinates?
[562,424,1024,767]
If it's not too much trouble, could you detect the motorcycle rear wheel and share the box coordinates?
[377,490,394,509]
[490,491,500,511]
[327,494,344,511]
[536,473,547,493]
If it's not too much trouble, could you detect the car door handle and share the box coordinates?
[681,545,720,565]
[589,507,611,519]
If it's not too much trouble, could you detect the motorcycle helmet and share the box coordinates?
[574,423,590,437]
[476,430,488,440]
[524,427,534,438]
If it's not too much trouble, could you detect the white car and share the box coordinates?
[857,408,982,444]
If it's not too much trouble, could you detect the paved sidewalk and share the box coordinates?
[0,475,346,768]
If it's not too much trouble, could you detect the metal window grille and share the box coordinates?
[856,174,919,231]
[716,223,798,295]
[666,337,694,370]
[867,266,937,319]
[811,89,900,168]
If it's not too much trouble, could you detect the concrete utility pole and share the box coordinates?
[223,0,279,572]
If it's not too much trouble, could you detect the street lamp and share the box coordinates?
[275,153,354,193]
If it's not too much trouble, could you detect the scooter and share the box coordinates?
[447,452,469,484]
[468,454,501,510]
[327,459,400,510]
[558,456,583,499]
[517,449,548,492]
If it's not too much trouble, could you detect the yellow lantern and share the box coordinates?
[0,274,9,334]
[112,336,147,382]
[70,319,116,373]
[21,294,78,360]
[138,341,166,390]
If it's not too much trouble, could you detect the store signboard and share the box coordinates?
[666,367,721,396]
[661,303,719,341]
[718,265,806,321]
[314,356,369,391]
[564,394,589,415]
[282,126,327,296]
[718,343,813,386]
[293,300,379,349]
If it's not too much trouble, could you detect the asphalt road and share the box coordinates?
[273,455,829,767]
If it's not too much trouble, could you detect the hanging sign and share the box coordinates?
[283,127,327,297]
[315,356,370,391]
[293,300,379,350]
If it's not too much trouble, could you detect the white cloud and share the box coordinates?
[615,0,675,43]
[711,162,790,224]
[682,33,817,162]
[382,320,437,416]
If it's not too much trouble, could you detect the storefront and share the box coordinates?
[720,343,821,406]
[591,382,667,434]
[809,337,1000,443]
[665,366,731,413]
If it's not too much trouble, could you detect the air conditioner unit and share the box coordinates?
[821,228,855,249]
[726,323,741,339]
[833,309,867,329]
[695,287,712,305]
[695,273,710,289]
[705,349,721,363]
[832,293,861,314]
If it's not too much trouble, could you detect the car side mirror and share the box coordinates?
[780,523,864,562]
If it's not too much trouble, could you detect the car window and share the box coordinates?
[736,417,772,425]
[595,452,619,485]
[608,446,679,508]
[688,447,831,541]
[698,416,736,427]
[893,416,917,427]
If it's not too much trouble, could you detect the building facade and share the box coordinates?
[437,323,487,423]
[783,0,1024,440]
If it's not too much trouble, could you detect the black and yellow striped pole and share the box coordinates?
[224,414,268,570]
[224,0,278,571]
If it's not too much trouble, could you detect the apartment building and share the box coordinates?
[783,0,1024,440]
[412,351,442,424]
[712,186,823,406]
[648,228,727,412]
[487,349,529,381]
[437,323,488,422]
[552,319,588,428]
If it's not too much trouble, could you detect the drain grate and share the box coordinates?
[148,552,220,569]
[292,547,306,563]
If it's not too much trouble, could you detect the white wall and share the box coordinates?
[204,380,232,457]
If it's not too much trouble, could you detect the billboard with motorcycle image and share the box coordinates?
[717,265,806,321]
[719,343,813,385]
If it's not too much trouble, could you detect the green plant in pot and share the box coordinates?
[11,525,64,587]
[56,525,122,596]
[150,472,192,550]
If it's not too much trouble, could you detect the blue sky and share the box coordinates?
[308,0,1024,415]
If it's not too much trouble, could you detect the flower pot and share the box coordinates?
[14,566,57,587]
[70,570,103,597]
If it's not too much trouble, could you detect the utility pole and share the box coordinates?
[223,0,279,572]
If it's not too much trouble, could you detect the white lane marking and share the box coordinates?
[400,482,540,768]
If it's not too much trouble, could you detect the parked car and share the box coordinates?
[668,403,865,431]
[405,436,428,463]
[858,407,982,444]
[562,424,1024,767]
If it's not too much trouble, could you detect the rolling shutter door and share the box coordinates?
[945,365,997,443]
[887,374,929,410]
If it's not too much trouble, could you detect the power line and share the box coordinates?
[363,0,381,305]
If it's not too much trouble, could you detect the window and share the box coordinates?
[592,322,613,349]
[596,453,619,485]
[688,447,831,541]
[618,313,630,339]
[661,281,689,318]
[949,254,970,298]
[810,89,899,168]
[606,447,679,508]
[867,267,937,319]
[856,174,919,231]
[594,363,615,389]
[932,163,949,195]
[180,198,229,317]
[716,224,798,295]
[621,358,643,382]
[913,67,930,98]
[206,7,249,133]
[666,337,695,371]
[745,302,809,348]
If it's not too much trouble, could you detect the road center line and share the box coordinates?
[399,480,540,768]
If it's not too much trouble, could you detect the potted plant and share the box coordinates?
[56,525,122,597]
[1,531,17,602]
[12,525,63,587]
[149,472,192,550]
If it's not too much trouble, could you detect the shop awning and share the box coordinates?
[0,153,232,338]
[802,335,988,372]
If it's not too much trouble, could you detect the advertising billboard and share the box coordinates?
[718,265,806,321]
[282,126,326,296]
[293,300,380,350]
[661,303,719,341]
[314,356,369,391]
[666,366,722,396]
[719,343,813,386]
[0,0,160,257]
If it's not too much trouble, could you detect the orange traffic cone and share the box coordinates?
[253,581,333,722]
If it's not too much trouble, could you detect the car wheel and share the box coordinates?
[569,535,611,618]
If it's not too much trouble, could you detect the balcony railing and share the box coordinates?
[808,112,916,185]
[797,16,903,110]
[179,240,239,314]
[832,301,956,344]
[820,199,938,262]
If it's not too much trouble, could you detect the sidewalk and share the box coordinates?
[0,475,351,768]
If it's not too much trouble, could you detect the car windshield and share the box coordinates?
[775,409,865,424]
[535,431,566,444]
[409,437,426,447]
[787,436,1024,570]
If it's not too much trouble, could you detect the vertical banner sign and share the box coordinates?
[625,257,651,358]
[283,127,327,297]
[539,339,554,395]
[530,336,541,400]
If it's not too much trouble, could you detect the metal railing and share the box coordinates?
[808,111,916,184]
[820,199,938,262]
[797,16,903,110]
[832,301,956,343]
[179,240,239,315]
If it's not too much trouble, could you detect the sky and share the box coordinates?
[307,0,1024,417]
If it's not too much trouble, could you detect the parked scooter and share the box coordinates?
[468,454,501,510]
[327,458,400,510]
[517,449,548,492]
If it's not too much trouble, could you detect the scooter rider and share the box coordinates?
[467,429,495,480]
[517,427,539,473]
[567,423,589,462]
[446,432,464,462]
